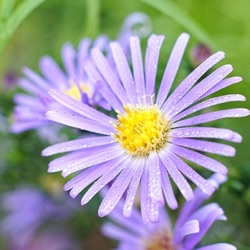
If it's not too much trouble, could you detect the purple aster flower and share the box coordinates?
[0,187,79,249]
[11,12,151,134]
[102,174,236,250]
[42,33,249,222]
[10,35,110,134]
[3,71,18,90]
[190,43,212,68]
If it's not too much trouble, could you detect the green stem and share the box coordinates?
[84,0,100,38]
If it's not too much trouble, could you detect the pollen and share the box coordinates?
[114,104,171,156]
[64,80,90,101]
[145,228,173,250]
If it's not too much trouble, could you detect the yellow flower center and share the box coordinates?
[64,80,90,101]
[145,228,174,250]
[114,104,171,156]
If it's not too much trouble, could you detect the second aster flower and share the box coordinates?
[43,33,249,223]
[102,174,236,250]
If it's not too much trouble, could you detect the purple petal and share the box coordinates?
[61,145,124,177]
[171,145,228,174]
[67,163,111,198]
[168,64,233,118]
[159,149,194,201]
[81,155,131,205]
[200,76,242,99]
[65,157,122,198]
[173,108,249,127]
[46,109,114,135]
[156,33,190,107]
[196,243,237,250]
[48,89,115,124]
[18,78,47,96]
[42,136,115,156]
[14,94,45,111]
[174,219,199,245]
[171,127,242,143]
[208,173,227,189]
[107,201,146,236]
[175,189,213,230]
[168,151,215,195]
[123,158,144,218]
[162,51,225,110]
[183,204,224,248]
[48,148,97,171]
[159,161,178,209]
[61,43,77,80]
[77,38,91,79]
[22,67,51,90]
[102,223,140,245]
[48,144,123,174]
[10,121,47,133]
[110,42,137,104]
[93,35,108,50]
[130,36,145,96]
[140,164,160,223]
[171,138,236,157]
[172,94,246,123]
[98,163,134,217]
[91,48,128,104]
[84,61,123,111]
[148,152,164,204]
[145,34,165,96]
[39,56,69,88]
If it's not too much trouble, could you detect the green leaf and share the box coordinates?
[0,0,47,53]
[140,0,216,48]
[0,0,16,19]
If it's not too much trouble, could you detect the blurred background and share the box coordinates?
[0,0,250,249]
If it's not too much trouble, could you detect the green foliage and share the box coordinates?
[141,0,216,48]
[0,0,47,53]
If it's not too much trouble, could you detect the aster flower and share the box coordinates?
[102,174,236,250]
[42,33,249,222]
[0,187,78,249]
[11,12,151,134]
[10,35,110,134]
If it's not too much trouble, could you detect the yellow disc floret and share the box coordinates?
[64,80,91,101]
[114,104,171,156]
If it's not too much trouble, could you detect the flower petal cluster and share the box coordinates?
[11,35,110,134]
[102,174,236,250]
[42,33,248,222]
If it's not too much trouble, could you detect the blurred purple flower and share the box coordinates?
[102,174,236,250]
[190,43,212,68]
[0,187,79,249]
[11,12,151,135]
[10,35,110,134]
[42,33,248,222]
[3,72,18,90]
[19,229,79,250]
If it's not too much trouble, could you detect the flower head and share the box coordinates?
[0,187,78,249]
[102,174,236,250]
[10,35,110,134]
[42,33,248,222]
